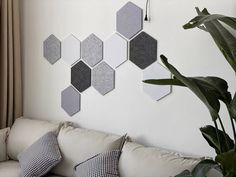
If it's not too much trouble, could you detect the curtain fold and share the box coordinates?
[0,0,22,128]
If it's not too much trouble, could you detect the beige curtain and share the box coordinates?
[0,0,22,128]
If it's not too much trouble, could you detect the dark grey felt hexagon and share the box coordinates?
[116,2,143,39]
[71,61,91,92]
[92,62,115,95]
[130,32,157,69]
[43,34,61,64]
[61,86,81,116]
[81,34,103,67]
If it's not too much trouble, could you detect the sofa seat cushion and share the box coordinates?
[0,160,21,177]
[119,142,201,177]
[52,125,125,177]
[7,117,61,160]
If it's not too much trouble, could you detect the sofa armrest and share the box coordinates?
[0,128,10,162]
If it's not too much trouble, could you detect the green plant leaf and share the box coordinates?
[184,8,236,73]
[175,170,193,177]
[192,159,222,177]
[230,93,236,121]
[144,76,231,104]
[143,78,185,86]
[183,13,236,31]
[154,55,220,121]
[200,125,234,154]
[216,150,236,176]
[193,77,232,104]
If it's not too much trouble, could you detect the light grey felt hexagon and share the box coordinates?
[116,2,143,39]
[81,34,103,67]
[130,31,157,69]
[62,34,81,65]
[143,62,172,101]
[43,34,61,64]
[92,62,115,95]
[61,86,81,116]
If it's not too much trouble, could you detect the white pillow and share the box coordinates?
[0,127,10,162]
[119,141,202,177]
[7,117,61,160]
[52,125,126,177]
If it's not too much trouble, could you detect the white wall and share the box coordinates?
[21,0,236,157]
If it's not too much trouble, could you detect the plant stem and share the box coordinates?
[214,120,222,154]
[218,117,230,150]
[226,105,236,151]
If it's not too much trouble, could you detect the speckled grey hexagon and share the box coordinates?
[61,86,81,116]
[143,62,172,101]
[92,62,115,95]
[130,31,157,69]
[116,2,143,39]
[81,34,103,67]
[71,61,91,92]
[43,34,61,64]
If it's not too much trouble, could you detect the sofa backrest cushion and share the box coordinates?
[52,125,124,177]
[7,117,60,160]
[119,142,201,177]
[0,128,10,162]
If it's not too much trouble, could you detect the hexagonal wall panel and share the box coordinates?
[43,34,61,64]
[116,2,143,39]
[71,61,91,92]
[61,86,81,116]
[62,34,81,65]
[130,32,157,69]
[81,34,103,67]
[92,62,115,95]
[143,62,171,101]
[104,33,128,69]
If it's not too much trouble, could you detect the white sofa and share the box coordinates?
[0,117,220,177]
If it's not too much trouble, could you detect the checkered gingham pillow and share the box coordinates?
[74,150,121,177]
[18,132,62,177]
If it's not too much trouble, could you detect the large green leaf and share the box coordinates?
[230,93,236,121]
[183,8,236,73]
[175,170,193,177]
[175,160,222,177]
[183,13,236,31]
[216,150,236,176]
[200,125,234,154]
[144,55,220,121]
[192,159,222,177]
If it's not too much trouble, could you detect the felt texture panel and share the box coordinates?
[104,33,128,69]
[116,2,143,39]
[143,62,171,101]
[92,62,115,95]
[62,35,81,65]
[43,34,61,64]
[61,86,81,116]
[71,61,91,93]
[130,32,157,69]
[81,34,103,67]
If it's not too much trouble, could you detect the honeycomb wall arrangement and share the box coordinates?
[43,1,172,116]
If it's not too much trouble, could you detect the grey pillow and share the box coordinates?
[18,132,62,177]
[74,150,121,177]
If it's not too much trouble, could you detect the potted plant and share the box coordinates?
[144,8,236,177]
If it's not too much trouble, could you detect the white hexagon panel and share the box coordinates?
[143,62,172,101]
[116,2,143,39]
[62,35,81,65]
[104,33,128,69]
[92,62,115,95]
